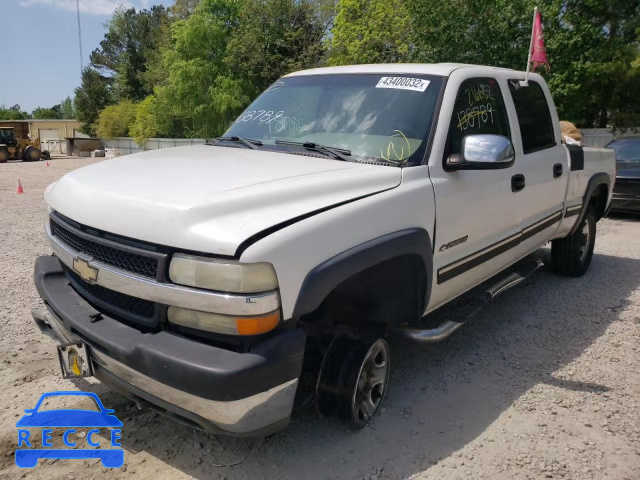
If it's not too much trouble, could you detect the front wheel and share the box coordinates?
[316,336,390,429]
[551,207,596,276]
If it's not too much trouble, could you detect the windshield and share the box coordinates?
[223,73,444,165]
[608,138,640,163]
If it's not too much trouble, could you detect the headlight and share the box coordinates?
[169,254,278,293]
[167,307,280,335]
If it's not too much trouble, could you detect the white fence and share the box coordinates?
[103,137,207,157]
[581,128,639,148]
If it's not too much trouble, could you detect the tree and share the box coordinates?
[406,0,533,67]
[94,100,138,139]
[74,68,113,136]
[60,96,76,119]
[129,95,177,144]
[328,0,411,65]
[32,105,61,119]
[0,104,30,120]
[542,0,640,128]
[154,0,245,138]
[226,0,330,93]
[90,6,171,102]
[405,0,640,128]
[171,0,202,19]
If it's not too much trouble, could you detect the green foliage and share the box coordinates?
[328,0,411,65]
[130,95,169,145]
[0,104,30,120]
[31,106,61,119]
[171,0,202,20]
[227,0,330,92]
[80,0,638,138]
[153,0,246,138]
[406,0,533,67]
[542,0,640,128]
[90,6,170,102]
[75,68,113,136]
[60,96,76,119]
[406,0,640,128]
[94,100,138,139]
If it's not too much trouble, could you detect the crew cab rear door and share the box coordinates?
[504,79,567,252]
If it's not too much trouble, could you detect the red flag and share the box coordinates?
[530,9,549,72]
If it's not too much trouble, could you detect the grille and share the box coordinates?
[51,218,158,279]
[67,269,156,320]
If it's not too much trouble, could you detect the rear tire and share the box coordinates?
[0,146,8,163]
[23,145,41,162]
[551,207,596,276]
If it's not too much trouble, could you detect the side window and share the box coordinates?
[447,77,510,156]
[508,80,555,153]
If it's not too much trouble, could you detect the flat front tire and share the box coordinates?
[551,207,596,276]
[316,336,391,429]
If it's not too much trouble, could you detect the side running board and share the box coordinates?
[395,255,543,343]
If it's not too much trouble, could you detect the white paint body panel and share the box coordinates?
[44,64,615,322]
[45,145,400,256]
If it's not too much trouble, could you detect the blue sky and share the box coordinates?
[2,0,173,114]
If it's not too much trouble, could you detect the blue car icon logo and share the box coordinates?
[15,391,124,468]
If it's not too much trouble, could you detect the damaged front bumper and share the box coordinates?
[32,255,306,436]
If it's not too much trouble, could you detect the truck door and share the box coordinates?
[428,76,522,311]
[505,79,567,253]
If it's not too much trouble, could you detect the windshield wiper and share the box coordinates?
[275,140,352,162]
[214,136,263,150]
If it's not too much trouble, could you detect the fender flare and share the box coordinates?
[569,172,610,236]
[292,228,433,318]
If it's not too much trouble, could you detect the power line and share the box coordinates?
[76,0,83,76]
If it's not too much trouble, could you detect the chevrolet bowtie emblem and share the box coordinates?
[72,257,99,284]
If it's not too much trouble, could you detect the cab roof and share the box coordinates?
[285,63,523,78]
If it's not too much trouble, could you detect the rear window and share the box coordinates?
[508,80,555,153]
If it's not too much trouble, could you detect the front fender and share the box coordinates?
[292,229,433,317]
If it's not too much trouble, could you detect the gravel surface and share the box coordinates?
[1,156,639,480]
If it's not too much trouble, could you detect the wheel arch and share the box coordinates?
[292,228,433,323]
[569,172,610,236]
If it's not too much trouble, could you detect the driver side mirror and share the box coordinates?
[446,134,515,171]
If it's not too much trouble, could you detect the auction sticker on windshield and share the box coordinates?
[376,77,430,92]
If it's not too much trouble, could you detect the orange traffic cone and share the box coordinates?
[17,178,24,194]
[45,160,50,167]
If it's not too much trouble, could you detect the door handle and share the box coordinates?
[511,174,525,192]
[553,163,563,178]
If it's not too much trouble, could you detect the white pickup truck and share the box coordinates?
[33,64,615,436]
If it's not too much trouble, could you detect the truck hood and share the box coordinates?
[45,145,401,256]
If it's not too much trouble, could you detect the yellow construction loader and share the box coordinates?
[0,127,47,163]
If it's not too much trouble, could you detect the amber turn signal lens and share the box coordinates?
[235,311,280,335]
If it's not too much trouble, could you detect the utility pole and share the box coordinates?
[76,0,83,76]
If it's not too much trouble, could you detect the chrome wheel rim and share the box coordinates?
[579,220,591,262]
[351,339,390,426]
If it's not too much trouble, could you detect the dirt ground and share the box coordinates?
[0,156,639,480]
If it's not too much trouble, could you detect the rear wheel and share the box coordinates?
[0,146,8,163]
[551,207,596,276]
[23,145,41,162]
